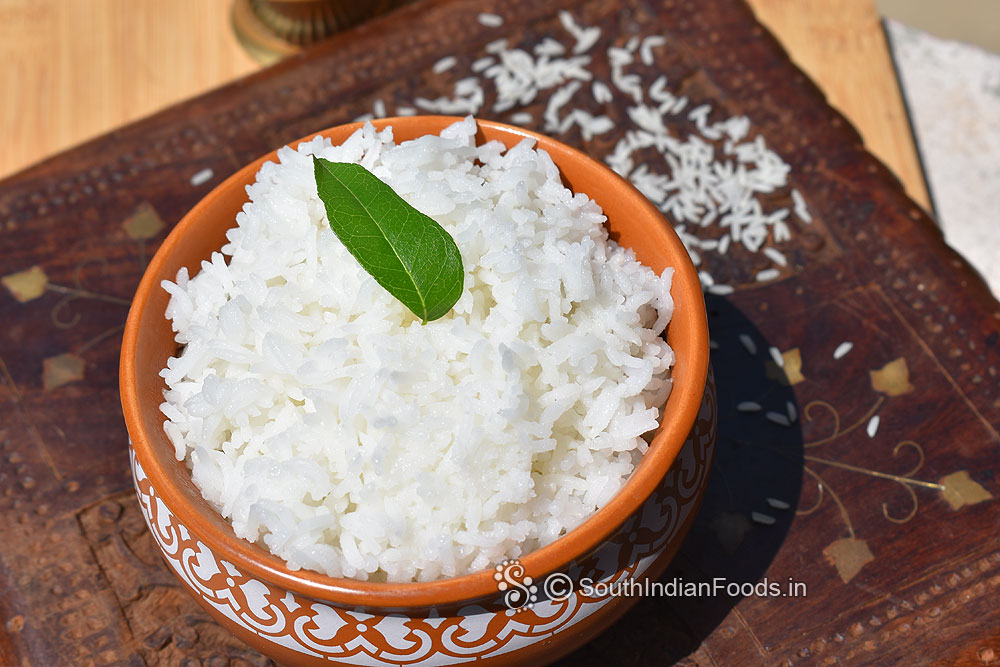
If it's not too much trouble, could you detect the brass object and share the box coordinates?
[232,0,410,65]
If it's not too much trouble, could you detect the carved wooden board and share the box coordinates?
[0,0,997,664]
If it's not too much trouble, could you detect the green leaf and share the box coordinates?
[312,157,464,323]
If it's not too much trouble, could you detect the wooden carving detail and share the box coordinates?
[78,493,277,665]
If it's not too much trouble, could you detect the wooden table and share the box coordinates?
[1,0,996,664]
[0,0,929,210]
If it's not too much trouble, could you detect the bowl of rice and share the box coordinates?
[121,116,715,666]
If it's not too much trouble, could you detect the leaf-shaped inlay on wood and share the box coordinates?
[939,471,993,510]
[823,537,874,583]
[765,347,805,386]
[869,357,914,396]
[2,266,49,303]
[123,202,165,240]
[710,512,752,555]
[42,353,85,390]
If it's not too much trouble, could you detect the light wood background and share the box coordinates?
[0,0,930,209]
[0,1,256,178]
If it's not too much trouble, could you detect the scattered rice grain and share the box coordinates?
[477,12,503,27]
[433,56,458,74]
[766,411,791,426]
[766,497,790,510]
[833,342,853,359]
[639,35,666,66]
[756,268,780,282]
[791,188,812,223]
[763,247,787,267]
[189,168,213,187]
[471,57,495,72]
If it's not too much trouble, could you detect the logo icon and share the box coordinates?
[542,571,574,603]
[494,559,537,613]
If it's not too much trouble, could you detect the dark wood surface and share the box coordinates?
[1,0,998,665]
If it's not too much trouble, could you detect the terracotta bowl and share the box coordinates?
[120,116,716,666]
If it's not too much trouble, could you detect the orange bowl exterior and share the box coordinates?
[121,116,714,665]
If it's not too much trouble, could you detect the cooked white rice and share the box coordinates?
[159,116,675,582]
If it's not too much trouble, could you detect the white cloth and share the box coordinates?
[887,20,1000,295]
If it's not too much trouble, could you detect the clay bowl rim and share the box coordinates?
[120,115,710,610]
